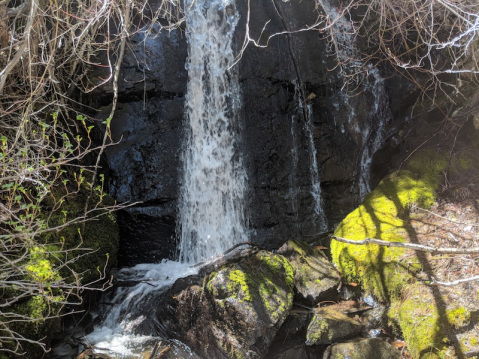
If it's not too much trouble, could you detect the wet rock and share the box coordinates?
[360,305,388,335]
[323,338,400,359]
[305,307,363,345]
[277,240,340,305]
[267,310,327,359]
[169,250,295,359]
[277,347,309,359]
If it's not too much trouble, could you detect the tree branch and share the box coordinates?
[331,235,479,254]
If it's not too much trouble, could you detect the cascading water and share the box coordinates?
[305,104,328,231]
[65,1,245,357]
[178,0,247,264]
[357,66,390,200]
[321,0,392,200]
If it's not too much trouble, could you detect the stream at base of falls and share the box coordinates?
[49,260,199,358]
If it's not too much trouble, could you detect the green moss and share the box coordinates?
[259,252,295,290]
[331,151,448,301]
[2,175,120,357]
[446,307,470,328]
[387,283,460,359]
[227,270,254,302]
[206,251,294,324]
[40,184,119,285]
[331,151,459,358]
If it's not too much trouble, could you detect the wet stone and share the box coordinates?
[324,338,400,359]
[305,307,363,345]
[277,240,340,305]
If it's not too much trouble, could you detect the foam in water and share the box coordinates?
[178,0,247,264]
[83,260,198,358]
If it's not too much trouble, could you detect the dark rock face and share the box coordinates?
[92,0,411,265]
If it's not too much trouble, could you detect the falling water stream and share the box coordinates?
[177,0,247,264]
[59,0,246,357]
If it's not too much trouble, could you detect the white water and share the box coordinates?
[81,0,245,356]
[305,104,328,231]
[357,66,389,199]
[177,0,247,264]
[84,261,198,358]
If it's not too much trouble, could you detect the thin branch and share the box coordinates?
[331,235,479,254]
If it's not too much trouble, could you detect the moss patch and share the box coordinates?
[331,151,448,301]
[387,283,471,359]
[331,149,479,359]
[2,176,119,358]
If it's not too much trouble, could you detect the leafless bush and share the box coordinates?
[318,0,479,97]
[0,0,183,355]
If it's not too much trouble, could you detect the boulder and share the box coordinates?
[171,250,295,359]
[323,338,400,359]
[277,240,340,305]
[305,307,363,345]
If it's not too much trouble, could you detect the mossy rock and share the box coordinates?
[2,178,119,358]
[331,149,479,358]
[173,250,295,359]
[277,240,340,305]
[331,150,448,301]
[40,183,120,285]
[388,283,473,359]
[305,307,363,345]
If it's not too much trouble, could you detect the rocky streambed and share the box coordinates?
[65,239,401,359]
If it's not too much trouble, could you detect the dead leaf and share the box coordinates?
[391,340,406,348]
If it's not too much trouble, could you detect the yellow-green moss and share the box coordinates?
[331,151,448,301]
[206,251,294,324]
[259,252,295,290]
[387,283,471,359]
[2,176,120,358]
[227,270,254,302]
[40,184,119,285]
[446,307,470,329]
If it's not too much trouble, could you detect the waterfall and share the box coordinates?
[77,1,245,356]
[357,67,391,200]
[305,104,328,231]
[177,0,247,264]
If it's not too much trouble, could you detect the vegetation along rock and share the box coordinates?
[171,250,295,359]
[305,307,363,345]
[277,240,340,305]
